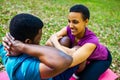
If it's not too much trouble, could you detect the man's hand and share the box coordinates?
[2,33,24,56]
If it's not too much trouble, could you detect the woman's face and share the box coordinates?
[68,12,88,37]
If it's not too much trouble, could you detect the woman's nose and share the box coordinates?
[69,22,74,28]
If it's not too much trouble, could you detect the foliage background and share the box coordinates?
[0,0,120,77]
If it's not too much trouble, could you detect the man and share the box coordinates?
[1,13,72,80]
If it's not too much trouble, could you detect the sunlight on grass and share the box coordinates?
[0,0,120,74]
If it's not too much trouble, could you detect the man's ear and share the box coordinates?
[25,39,32,44]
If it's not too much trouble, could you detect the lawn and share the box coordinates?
[0,0,120,76]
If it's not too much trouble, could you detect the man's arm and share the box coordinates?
[3,36,72,79]
[21,44,73,79]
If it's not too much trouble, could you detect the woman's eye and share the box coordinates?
[68,20,70,23]
[72,20,79,24]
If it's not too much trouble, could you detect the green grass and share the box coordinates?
[0,0,120,75]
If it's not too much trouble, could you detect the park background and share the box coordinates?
[0,0,120,77]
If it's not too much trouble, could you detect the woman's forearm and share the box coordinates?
[55,44,74,56]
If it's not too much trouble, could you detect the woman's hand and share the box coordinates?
[46,34,62,47]
[45,39,54,47]
[50,34,57,41]
[50,34,60,46]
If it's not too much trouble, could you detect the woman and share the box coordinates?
[46,4,112,80]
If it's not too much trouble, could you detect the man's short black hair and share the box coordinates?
[70,4,90,20]
[9,13,43,42]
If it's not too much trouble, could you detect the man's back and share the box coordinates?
[0,44,41,80]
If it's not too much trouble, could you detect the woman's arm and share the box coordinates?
[50,34,76,55]
[50,34,96,67]
[45,27,67,46]
[70,43,96,67]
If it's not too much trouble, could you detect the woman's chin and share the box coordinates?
[71,33,76,36]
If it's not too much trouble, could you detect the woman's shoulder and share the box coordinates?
[78,27,99,46]
[85,27,97,37]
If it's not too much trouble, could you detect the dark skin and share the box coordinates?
[59,36,86,73]
[3,32,72,79]
[59,36,71,48]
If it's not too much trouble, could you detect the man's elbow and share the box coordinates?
[60,52,73,68]
[65,55,73,66]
